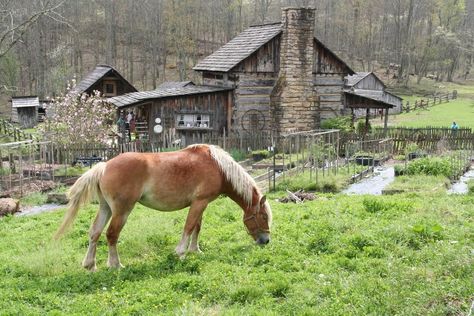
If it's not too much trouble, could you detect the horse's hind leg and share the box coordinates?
[176,200,208,259]
[82,197,111,271]
[106,206,133,269]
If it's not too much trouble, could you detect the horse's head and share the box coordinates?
[243,195,272,245]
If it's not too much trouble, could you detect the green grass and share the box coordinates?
[1,192,471,314]
[375,79,474,129]
[275,164,367,192]
[386,98,474,129]
[385,175,451,194]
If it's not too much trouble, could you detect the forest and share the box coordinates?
[0,0,472,102]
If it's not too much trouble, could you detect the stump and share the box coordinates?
[0,198,20,216]
[46,193,69,205]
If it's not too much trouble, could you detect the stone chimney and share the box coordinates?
[272,7,317,134]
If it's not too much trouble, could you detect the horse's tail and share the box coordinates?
[54,162,107,239]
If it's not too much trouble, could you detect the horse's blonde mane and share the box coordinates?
[202,145,258,206]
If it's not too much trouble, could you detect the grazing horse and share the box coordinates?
[55,144,272,271]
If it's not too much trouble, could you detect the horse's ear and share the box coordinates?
[259,195,267,206]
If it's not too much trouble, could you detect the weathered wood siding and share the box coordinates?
[146,92,229,143]
[87,75,136,96]
[353,74,385,90]
[233,74,276,132]
[314,74,345,120]
[11,107,18,123]
[16,107,37,128]
[232,36,280,73]
[312,39,351,121]
[313,39,350,75]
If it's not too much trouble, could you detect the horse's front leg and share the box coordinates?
[175,200,208,259]
[188,213,203,253]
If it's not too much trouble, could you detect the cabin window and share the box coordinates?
[176,114,210,129]
[103,81,117,96]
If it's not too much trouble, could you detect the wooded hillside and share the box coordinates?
[0,0,472,100]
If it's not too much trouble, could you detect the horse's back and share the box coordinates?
[100,148,224,211]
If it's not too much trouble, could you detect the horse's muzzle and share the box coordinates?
[256,232,270,245]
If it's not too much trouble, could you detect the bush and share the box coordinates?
[250,149,270,161]
[467,179,474,195]
[356,120,371,134]
[320,116,353,132]
[404,157,455,177]
[229,148,247,161]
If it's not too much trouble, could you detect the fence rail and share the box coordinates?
[0,118,36,142]
[403,90,457,112]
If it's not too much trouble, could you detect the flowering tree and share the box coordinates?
[39,81,116,147]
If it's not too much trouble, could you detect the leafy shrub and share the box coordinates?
[356,120,371,134]
[408,223,444,249]
[467,179,474,195]
[229,148,247,161]
[320,116,353,132]
[404,157,455,177]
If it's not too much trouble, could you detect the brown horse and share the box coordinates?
[55,144,272,271]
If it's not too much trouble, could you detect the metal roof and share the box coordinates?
[11,96,40,108]
[107,85,233,108]
[193,23,282,72]
[345,72,371,87]
[70,65,137,95]
[157,81,194,89]
[344,89,398,108]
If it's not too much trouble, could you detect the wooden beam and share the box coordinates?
[384,108,389,135]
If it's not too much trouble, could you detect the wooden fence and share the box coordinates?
[0,118,36,142]
[372,127,474,153]
[403,90,457,112]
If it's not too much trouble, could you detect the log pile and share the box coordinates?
[279,190,316,203]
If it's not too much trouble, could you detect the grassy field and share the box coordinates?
[0,192,472,315]
[375,79,474,129]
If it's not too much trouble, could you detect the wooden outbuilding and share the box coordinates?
[108,82,232,145]
[70,64,137,97]
[10,96,40,128]
[193,7,401,135]
[344,72,403,130]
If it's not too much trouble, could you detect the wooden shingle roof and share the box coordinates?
[70,65,137,95]
[193,23,282,72]
[345,72,371,87]
[157,81,194,89]
[344,89,399,108]
[11,96,40,108]
[107,85,233,108]
[193,22,355,75]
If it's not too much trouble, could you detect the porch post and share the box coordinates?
[351,108,355,129]
[365,108,370,133]
[383,108,389,135]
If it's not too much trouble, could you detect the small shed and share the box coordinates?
[107,83,233,146]
[70,64,137,97]
[344,72,403,130]
[11,96,40,128]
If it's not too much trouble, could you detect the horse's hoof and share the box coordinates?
[107,262,124,269]
[82,261,97,272]
[188,247,203,254]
